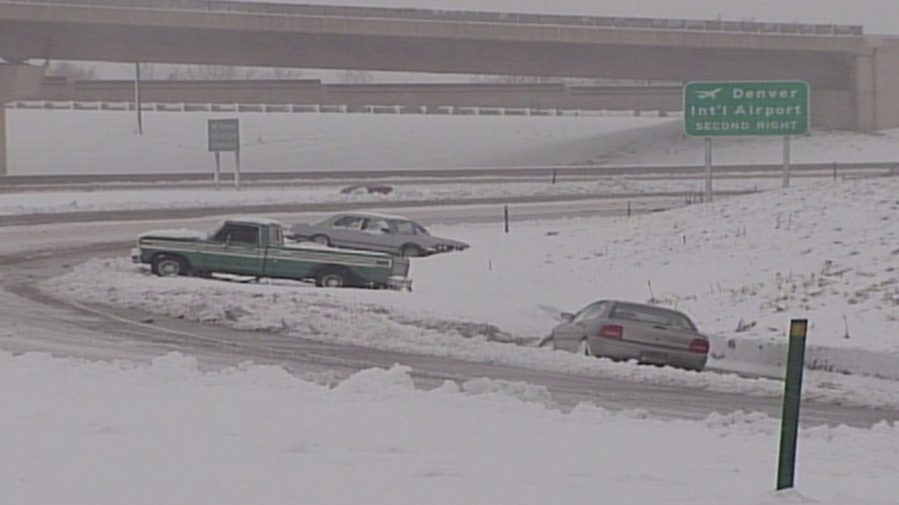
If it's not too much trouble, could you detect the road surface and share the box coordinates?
[2,200,897,427]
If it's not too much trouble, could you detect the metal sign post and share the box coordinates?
[134,62,143,135]
[777,319,808,490]
[207,118,240,189]
[214,151,221,188]
[704,137,712,202]
[235,150,241,189]
[782,136,791,188]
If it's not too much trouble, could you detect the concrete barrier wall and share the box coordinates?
[31,78,863,128]
[36,79,685,114]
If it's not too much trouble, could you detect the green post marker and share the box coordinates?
[777,319,808,490]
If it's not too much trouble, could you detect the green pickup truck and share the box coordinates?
[131,217,411,290]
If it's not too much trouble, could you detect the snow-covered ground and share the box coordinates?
[8,109,897,181]
[6,110,669,175]
[2,352,897,505]
[5,109,894,216]
[596,127,899,166]
[0,176,812,216]
[38,176,899,407]
[8,105,899,504]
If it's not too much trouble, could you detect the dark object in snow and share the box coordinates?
[340,184,393,195]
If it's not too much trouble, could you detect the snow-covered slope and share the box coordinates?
[597,127,899,166]
[1,352,897,505]
[39,176,899,393]
[6,110,669,175]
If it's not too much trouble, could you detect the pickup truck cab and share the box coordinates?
[132,217,411,290]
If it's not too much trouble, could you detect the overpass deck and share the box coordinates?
[3,0,864,36]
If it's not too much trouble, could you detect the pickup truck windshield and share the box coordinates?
[212,224,259,245]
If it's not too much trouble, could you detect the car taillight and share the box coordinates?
[689,338,710,354]
[598,325,623,339]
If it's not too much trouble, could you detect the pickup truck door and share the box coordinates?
[203,223,265,275]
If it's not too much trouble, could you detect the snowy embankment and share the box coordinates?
[6,109,670,175]
[0,176,805,217]
[1,351,897,505]
[595,126,899,166]
[40,176,899,408]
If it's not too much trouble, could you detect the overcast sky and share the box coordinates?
[237,0,899,35]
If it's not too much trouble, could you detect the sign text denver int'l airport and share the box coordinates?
[684,81,809,137]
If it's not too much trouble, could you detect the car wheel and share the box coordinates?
[400,244,422,257]
[316,269,346,288]
[311,235,330,246]
[152,255,188,277]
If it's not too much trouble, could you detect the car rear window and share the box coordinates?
[610,303,697,331]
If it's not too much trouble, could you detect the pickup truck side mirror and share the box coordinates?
[560,312,575,322]
[225,234,232,247]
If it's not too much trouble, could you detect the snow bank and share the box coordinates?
[598,127,899,166]
[0,175,796,217]
[38,256,899,410]
[1,351,896,505]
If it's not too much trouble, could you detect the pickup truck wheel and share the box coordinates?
[311,235,330,246]
[316,270,346,288]
[153,256,188,277]
[400,244,423,257]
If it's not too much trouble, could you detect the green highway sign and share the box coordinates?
[684,81,809,137]
[208,118,240,152]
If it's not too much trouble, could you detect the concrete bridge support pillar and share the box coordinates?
[0,106,5,176]
[854,52,877,131]
[0,63,44,176]
[854,39,899,131]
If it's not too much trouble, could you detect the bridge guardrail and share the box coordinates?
[4,100,647,117]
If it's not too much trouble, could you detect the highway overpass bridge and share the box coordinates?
[1,0,899,175]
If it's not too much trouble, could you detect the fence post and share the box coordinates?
[504,205,509,233]
[777,319,808,490]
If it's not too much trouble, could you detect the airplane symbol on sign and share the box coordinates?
[695,88,723,100]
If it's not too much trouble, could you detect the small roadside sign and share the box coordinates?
[208,118,240,152]
[207,118,242,188]
[684,81,809,137]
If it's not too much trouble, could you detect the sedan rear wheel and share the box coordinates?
[311,235,330,246]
